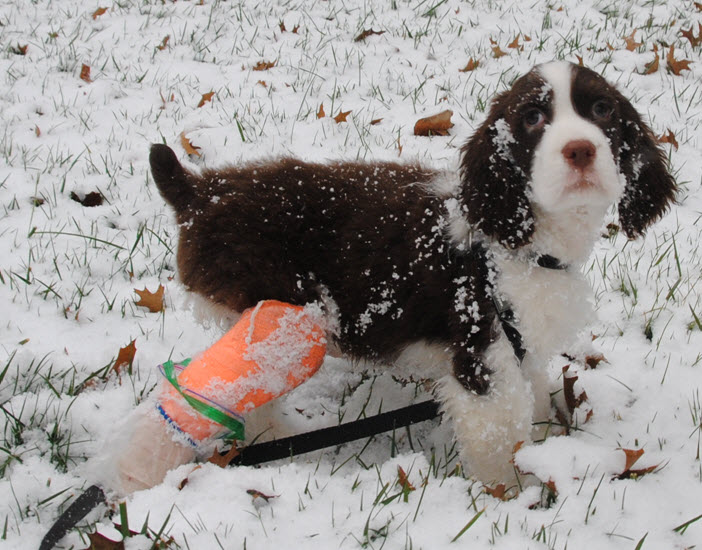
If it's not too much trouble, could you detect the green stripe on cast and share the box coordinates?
[161,360,246,441]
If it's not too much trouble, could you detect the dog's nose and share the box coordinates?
[562,140,596,169]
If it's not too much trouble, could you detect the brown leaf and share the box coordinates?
[257,80,267,88]
[397,466,416,493]
[524,35,532,42]
[414,110,453,136]
[622,448,644,472]
[484,483,509,500]
[575,55,584,66]
[584,353,607,369]
[279,21,286,32]
[113,340,136,376]
[11,44,28,56]
[70,191,103,207]
[459,58,479,72]
[134,285,165,313]
[86,531,124,550]
[177,465,201,490]
[370,118,383,125]
[624,29,642,51]
[197,91,215,108]
[80,64,92,83]
[667,45,692,75]
[492,45,508,58]
[658,129,679,150]
[179,132,201,157]
[354,29,385,42]
[508,35,521,50]
[208,445,240,468]
[317,103,325,119]
[157,35,170,51]
[333,110,352,123]
[292,24,300,34]
[253,60,276,71]
[246,489,277,502]
[643,49,660,74]
[35,125,41,137]
[92,7,108,20]
[680,24,702,48]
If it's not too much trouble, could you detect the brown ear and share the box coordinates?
[616,100,676,238]
[459,107,534,249]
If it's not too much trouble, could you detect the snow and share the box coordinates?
[1,0,702,548]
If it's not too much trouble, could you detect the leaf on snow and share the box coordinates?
[134,285,165,313]
[354,29,385,42]
[658,129,679,150]
[459,58,479,72]
[680,23,702,48]
[643,46,660,74]
[113,340,136,376]
[180,131,201,157]
[11,44,28,56]
[562,366,588,416]
[92,7,108,20]
[208,445,240,468]
[252,60,276,71]
[333,110,352,123]
[317,103,325,119]
[624,29,642,51]
[197,91,215,108]
[246,489,277,502]
[414,110,453,136]
[666,45,692,75]
[584,353,607,369]
[397,466,416,493]
[70,191,103,207]
[85,531,124,550]
[616,448,660,480]
[156,35,170,51]
[370,118,383,125]
[80,63,92,83]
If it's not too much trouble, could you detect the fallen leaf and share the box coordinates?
[667,45,692,75]
[459,58,479,72]
[279,21,286,32]
[180,132,201,157]
[292,24,300,34]
[253,60,276,71]
[113,340,136,376]
[615,448,661,480]
[508,35,522,50]
[257,80,267,88]
[11,44,28,56]
[562,366,588,415]
[680,23,702,48]
[35,125,41,137]
[208,445,240,468]
[643,48,660,74]
[658,129,679,150]
[354,29,385,42]
[197,91,215,108]
[80,64,92,83]
[70,191,103,207]
[317,103,325,119]
[156,35,170,51]
[414,109,453,136]
[134,285,165,313]
[484,483,509,500]
[370,118,383,125]
[524,35,532,41]
[622,448,644,472]
[333,110,352,123]
[584,353,607,369]
[246,489,277,502]
[575,55,584,66]
[624,29,642,51]
[177,465,201,490]
[397,466,416,495]
[92,7,108,20]
[492,45,508,58]
[86,531,124,550]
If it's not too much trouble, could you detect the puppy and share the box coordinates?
[149,61,675,485]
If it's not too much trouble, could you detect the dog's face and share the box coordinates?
[460,61,676,248]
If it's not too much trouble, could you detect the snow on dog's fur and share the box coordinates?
[149,61,675,486]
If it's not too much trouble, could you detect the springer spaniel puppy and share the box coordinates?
[149,61,675,486]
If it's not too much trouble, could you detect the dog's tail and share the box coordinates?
[149,144,199,213]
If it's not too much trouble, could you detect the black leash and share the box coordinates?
[39,399,441,550]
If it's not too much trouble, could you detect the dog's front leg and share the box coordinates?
[437,335,535,487]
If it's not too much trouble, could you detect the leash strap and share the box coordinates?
[39,400,441,550]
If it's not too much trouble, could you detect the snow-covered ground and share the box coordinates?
[1,0,702,548]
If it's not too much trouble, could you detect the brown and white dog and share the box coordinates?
[149,61,675,485]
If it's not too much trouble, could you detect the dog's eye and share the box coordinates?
[523,108,546,130]
[591,99,613,120]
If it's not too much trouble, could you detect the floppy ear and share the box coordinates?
[616,99,676,238]
[459,103,534,249]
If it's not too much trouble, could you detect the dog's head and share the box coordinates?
[459,61,676,249]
